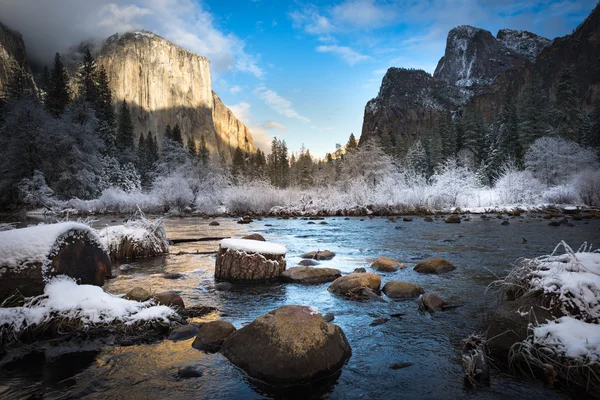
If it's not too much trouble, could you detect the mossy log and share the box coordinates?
[215,247,286,282]
[0,223,111,301]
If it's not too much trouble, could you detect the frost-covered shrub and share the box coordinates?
[222,182,289,214]
[17,170,56,209]
[430,158,479,207]
[99,157,142,193]
[151,175,195,212]
[525,137,598,186]
[541,185,579,205]
[494,164,544,204]
[573,169,600,206]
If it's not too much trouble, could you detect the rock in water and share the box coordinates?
[322,313,335,322]
[209,221,220,226]
[281,267,342,284]
[413,258,456,274]
[300,250,336,260]
[153,292,185,309]
[220,305,352,386]
[383,281,425,298]
[242,233,265,241]
[353,267,367,273]
[192,320,236,352]
[178,367,203,378]
[298,259,319,267]
[445,215,461,223]
[369,318,390,326]
[328,273,381,296]
[389,362,414,370]
[169,324,200,341]
[370,256,406,272]
[417,293,447,312]
[214,239,286,282]
[125,287,150,302]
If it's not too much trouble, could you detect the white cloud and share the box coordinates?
[316,45,370,65]
[254,86,310,122]
[227,101,275,153]
[229,85,242,95]
[261,121,287,131]
[0,0,264,78]
[331,0,397,30]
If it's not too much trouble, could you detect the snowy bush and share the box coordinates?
[222,181,288,214]
[151,174,195,212]
[541,185,580,205]
[525,136,598,186]
[17,170,56,209]
[494,164,544,205]
[430,158,480,207]
[572,169,600,207]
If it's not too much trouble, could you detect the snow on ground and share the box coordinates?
[533,316,600,361]
[220,238,286,255]
[0,222,103,277]
[0,276,176,333]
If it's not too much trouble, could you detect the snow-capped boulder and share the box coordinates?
[215,239,286,282]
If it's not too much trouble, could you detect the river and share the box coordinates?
[1,214,599,399]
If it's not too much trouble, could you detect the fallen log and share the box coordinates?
[0,222,112,301]
[215,239,286,282]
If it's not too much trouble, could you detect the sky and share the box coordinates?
[0,0,597,157]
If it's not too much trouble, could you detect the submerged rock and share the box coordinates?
[445,215,461,223]
[370,256,406,272]
[169,324,200,341]
[209,221,220,226]
[389,362,414,370]
[382,281,425,298]
[328,273,381,296]
[413,258,456,274]
[300,250,336,260]
[192,320,236,353]
[178,366,203,378]
[119,264,132,272]
[353,267,367,273]
[322,313,335,322]
[369,317,389,326]
[298,259,319,267]
[215,282,233,291]
[162,272,184,279]
[424,217,434,222]
[281,267,342,284]
[125,287,150,302]
[220,305,352,386]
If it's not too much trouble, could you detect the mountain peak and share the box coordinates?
[496,29,550,61]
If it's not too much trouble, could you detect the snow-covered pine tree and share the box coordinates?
[116,99,134,152]
[518,72,547,148]
[171,123,183,145]
[405,140,429,176]
[76,48,98,103]
[551,65,580,142]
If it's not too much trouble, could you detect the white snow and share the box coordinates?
[97,217,169,257]
[533,316,600,361]
[0,222,103,277]
[0,276,176,332]
[220,238,286,255]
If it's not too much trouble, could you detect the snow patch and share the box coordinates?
[220,238,286,255]
[533,316,600,361]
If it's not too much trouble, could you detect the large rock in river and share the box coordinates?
[370,256,406,272]
[215,238,286,282]
[220,305,351,385]
[192,320,236,352]
[328,273,381,296]
[300,250,335,260]
[413,258,456,274]
[281,267,341,284]
[382,281,424,298]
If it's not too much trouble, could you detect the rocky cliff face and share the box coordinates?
[362,3,598,147]
[97,31,255,158]
[0,21,36,95]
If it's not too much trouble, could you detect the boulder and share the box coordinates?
[382,281,425,298]
[209,221,220,226]
[418,293,447,312]
[281,267,342,284]
[402,217,413,222]
[298,259,319,267]
[192,320,236,352]
[413,258,456,274]
[220,305,352,385]
[215,239,286,282]
[370,256,406,272]
[445,215,461,223]
[300,250,336,260]
[178,367,203,378]
[243,233,265,241]
[424,217,434,222]
[322,313,334,322]
[125,287,150,302]
[153,291,185,309]
[501,221,510,226]
[328,273,381,296]
[353,267,367,273]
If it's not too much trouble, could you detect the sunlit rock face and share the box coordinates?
[0,21,36,94]
[97,31,255,159]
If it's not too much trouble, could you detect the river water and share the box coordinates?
[1,214,599,399]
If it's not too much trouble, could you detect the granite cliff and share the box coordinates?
[0,21,36,96]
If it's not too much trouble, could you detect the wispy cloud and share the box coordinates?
[316,45,370,65]
[227,101,274,152]
[260,121,287,131]
[331,0,398,30]
[254,86,310,122]
[229,85,242,95]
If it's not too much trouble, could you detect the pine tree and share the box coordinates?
[198,134,209,165]
[46,52,70,117]
[39,65,50,96]
[232,146,245,180]
[171,123,183,145]
[116,99,134,151]
[186,135,197,156]
[462,107,486,164]
[279,140,290,187]
[440,112,456,159]
[164,124,172,141]
[147,132,159,163]
[380,131,393,155]
[405,140,429,176]
[427,125,443,172]
[518,73,547,148]
[3,59,31,100]
[77,48,98,103]
[552,66,580,141]
[589,98,600,156]
[346,133,358,153]
[497,88,523,164]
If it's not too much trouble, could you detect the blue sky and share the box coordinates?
[1,0,597,156]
